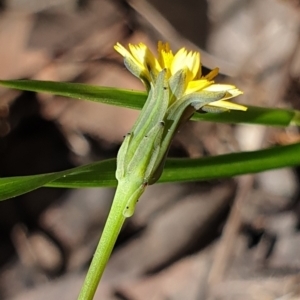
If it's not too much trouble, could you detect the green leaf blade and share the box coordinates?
[0,159,117,201]
[0,171,68,201]
[0,79,146,110]
[1,143,300,201]
[160,142,300,183]
[49,142,300,187]
[193,105,296,127]
[0,79,299,127]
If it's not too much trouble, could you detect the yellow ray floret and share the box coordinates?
[114,41,247,112]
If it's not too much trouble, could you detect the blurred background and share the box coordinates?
[1,0,300,299]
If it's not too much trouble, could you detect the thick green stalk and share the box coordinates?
[77,180,141,300]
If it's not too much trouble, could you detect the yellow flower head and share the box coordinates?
[114,41,246,112]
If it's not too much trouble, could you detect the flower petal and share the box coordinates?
[187,51,200,80]
[114,42,246,113]
[205,68,219,81]
[171,48,188,75]
[186,79,213,94]
[158,42,174,69]
[208,100,247,111]
[203,84,240,92]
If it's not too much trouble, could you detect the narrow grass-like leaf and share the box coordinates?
[0,79,145,109]
[194,106,299,127]
[48,142,300,186]
[1,143,300,201]
[0,79,299,127]
[0,170,72,201]
[0,159,116,201]
[160,142,300,182]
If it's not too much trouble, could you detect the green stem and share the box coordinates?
[77,180,140,300]
[291,110,300,126]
